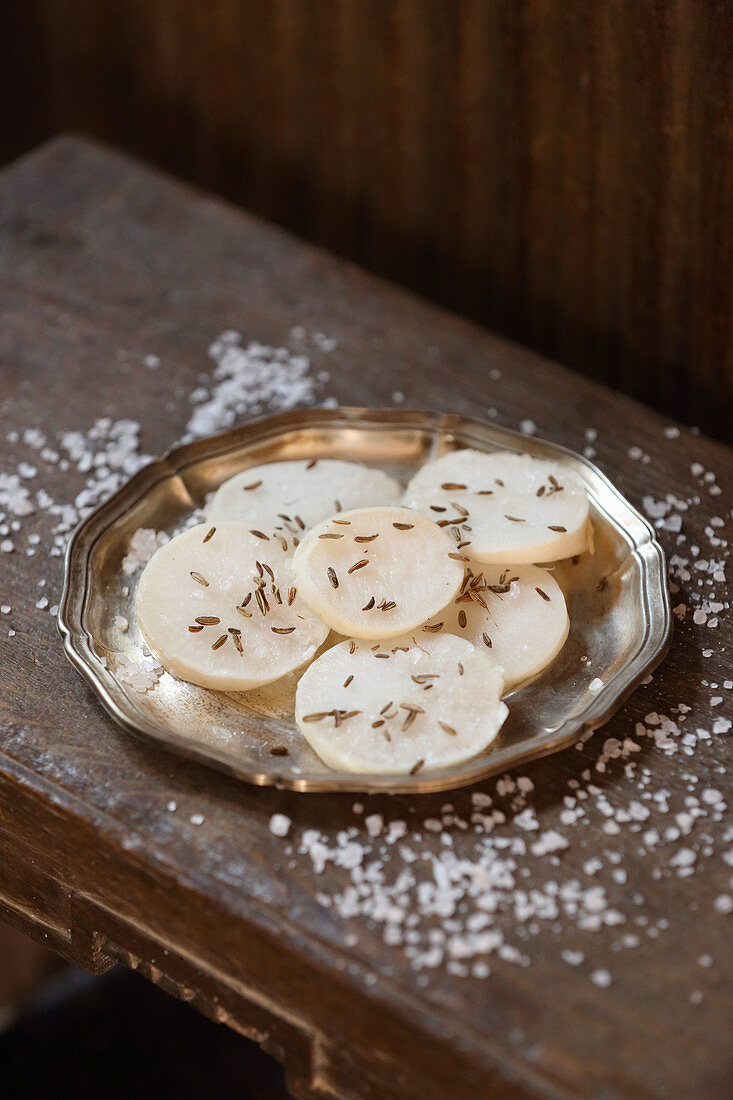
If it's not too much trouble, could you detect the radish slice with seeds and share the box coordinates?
[135,522,328,691]
[208,459,401,537]
[423,562,569,691]
[292,506,464,639]
[295,634,507,774]
[403,450,591,563]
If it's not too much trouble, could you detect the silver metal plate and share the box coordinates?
[58,408,672,794]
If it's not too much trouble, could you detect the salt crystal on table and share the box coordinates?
[589,677,604,692]
[313,332,337,353]
[190,813,204,826]
[590,968,612,988]
[365,814,384,838]
[714,894,733,914]
[269,814,291,837]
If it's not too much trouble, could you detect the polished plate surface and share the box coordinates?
[59,408,672,793]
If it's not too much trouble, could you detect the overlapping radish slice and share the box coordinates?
[403,449,591,563]
[295,634,507,773]
[291,506,465,639]
[207,459,401,537]
[423,561,569,690]
[135,522,328,691]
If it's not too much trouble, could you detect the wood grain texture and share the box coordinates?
[1,2,731,441]
[0,136,731,1099]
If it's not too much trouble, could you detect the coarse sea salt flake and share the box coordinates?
[530,830,568,856]
[365,814,384,837]
[122,528,170,575]
[113,655,163,693]
[269,814,291,837]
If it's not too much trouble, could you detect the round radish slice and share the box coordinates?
[207,459,401,537]
[423,562,569,690]
[403,449,591,563]
[291,506,465,639]
[295,634,507,774]
[135,522,328,691]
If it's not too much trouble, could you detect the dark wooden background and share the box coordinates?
[3,1,732,441]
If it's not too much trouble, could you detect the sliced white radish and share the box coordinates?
[295,634,507,773]
[423,562,569,690]
[135,521,328,691]
[403,449,591,563]
[207,459,402,537]
[292,506,465,639]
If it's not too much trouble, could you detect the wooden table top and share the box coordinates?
[0,136,731,1100]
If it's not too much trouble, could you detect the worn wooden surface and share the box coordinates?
[0,137,731,1099]
[3,2,732,441]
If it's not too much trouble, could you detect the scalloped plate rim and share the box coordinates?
[58,407,673,794]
